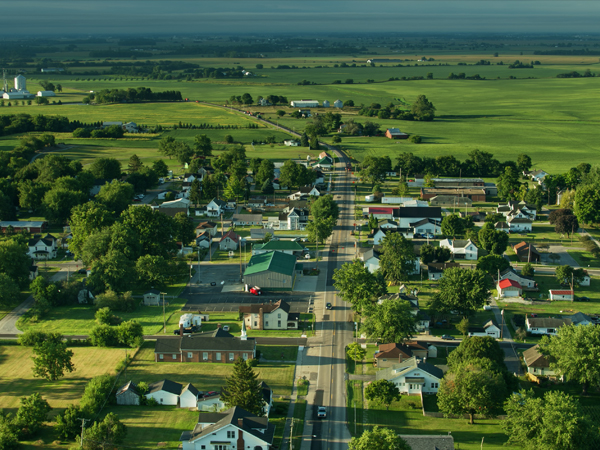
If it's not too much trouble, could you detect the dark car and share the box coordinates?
[441,335,456,340]
[577,296,590,302]
[326,302,332,310]
[78,269,87,274]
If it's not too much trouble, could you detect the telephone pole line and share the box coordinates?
[78,417,90,448]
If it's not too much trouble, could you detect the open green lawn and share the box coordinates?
[0,344,126,413]
[128,342,294,396]
[258,345,299,361]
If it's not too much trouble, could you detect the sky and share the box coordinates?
[1,1,600,36]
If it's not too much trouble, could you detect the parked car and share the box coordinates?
[249,286,262,295]
[78,268,87,274]
[223,325,230,331]
[576,296,590,302]
[441,335,456,340]
[326,302,332,310]
[413,233,423,238]
[427,233,435,239]
[317,406,327,418]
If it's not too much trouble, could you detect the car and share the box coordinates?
[65,250,72,256]
[292,237,301,242]
[427,233,435,239]
[441,335,456,340]
[78,268,87,274]
[301,238,308,242]
[317,406,327,418]
[133,198,142,202]
[577,296,590,302]
[249,286,262,295]
[326,302,332,310]
[223,325,230,331]
[413,233,423,238]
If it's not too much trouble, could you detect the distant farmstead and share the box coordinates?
[385,128,408,139]
[290,100,319,108]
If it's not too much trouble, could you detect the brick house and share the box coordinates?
[154,327,256,363]
[239,299,299,330]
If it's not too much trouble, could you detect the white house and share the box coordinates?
[219,230,240,251]
[468,320,501,339]
[497,279,523,298]
[427,262,459,281]
[549,289,574,301]
[523,345,556,376]
[411,219,442,236]
[499,268,537,289]
[360,248,381,274]
[526,317,572,335]
[565,312,593,327]
[580,272,591,287]
[372,228,415,245]
[497,200,537,220]
[439,239,478,260]
[196,221,218,237]
[181,407,274,450]
[28,234,57,260]
[380,220,398,230]
[393,207,443,229]
[507,216,533,233]
[206,198,226,217]
[180,383,201,409]
[288,186,320,200]
[283,140,299,147]
[146,379,182,406]
[376,357,443,395]
[197,392,225,412]
[195,233,211,249]
[124,122,139,133]
[528,169,548,183]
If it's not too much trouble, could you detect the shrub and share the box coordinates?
[89,324,120,347]
[80,374,115,416]
[409,135,422,143]
[247,358,259,367]
[117,320,144,348]
[18,330,48,347]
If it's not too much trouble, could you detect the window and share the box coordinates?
[227,430,236,438]
[265,321,269,326]
[431,382,438,389]
[229,353,234,361]
[201,446,205,450]
[216,352,221,361]
[159,354,164,360]
[172,354,177,360]
[278,313,281,318]
[243,353,248,360]
[254,321,257,327]
[203,352,208,361]
[187,352,193,359]
[277,320,281,327]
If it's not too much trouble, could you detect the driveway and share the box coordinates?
[543,244,580,267]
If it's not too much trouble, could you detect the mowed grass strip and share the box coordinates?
[128,342,294,396]
[0,345,126,412]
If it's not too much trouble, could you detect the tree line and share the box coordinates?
[84,87,182,104]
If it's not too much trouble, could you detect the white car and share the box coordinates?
[317,406,327,418]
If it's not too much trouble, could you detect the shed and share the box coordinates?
[322,100,330,107]
[37,90,56,97]
[116,381,140,405]
[143,289,162,306]
[549,290,574,301]
[244,251,297,290]
[385,128,408,139]
[180,383,200,408]
[333,99,343,108]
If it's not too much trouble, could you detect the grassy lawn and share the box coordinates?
[347,380,364,437]
[0,345,127,413]
[210,247,252,264]
[128,342,294,396]
[269,399,291,449]
[296,378,309,397]
[291,399,307,450]
[258,345,299,361]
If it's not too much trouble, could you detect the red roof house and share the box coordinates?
[497,278,522,298]
[549,290,574,301]
[219,230,240,251]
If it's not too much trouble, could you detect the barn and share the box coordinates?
[243,251,297,290]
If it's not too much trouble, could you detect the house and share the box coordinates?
[410,219,441,236]
[288,186,321,200]
[580,271,591,286]
[158,198,190,216]
[252,240,304,256]
[283,140,299,146]
[527,169,548,183]
[565,312,593,326]
[0,221,47,234]
[507,216,533,233]
[497,200,537,220]
[311,157,333,170]
[143,289,162,306]
[244,251,297,290]
[248,196,267,207]
[206,198,226,217]
[116,381,140,405]
[523,345,555,376]
[374,343,414,368]
[400,435,455,450]
[284,207,309,230]
[251,228,270,240]
[394,207,443,228]
[124,122,139,133]
[154,327,256,363]
[226,199,237,210]
[499,268,537,289]
[439,239,478,260]
[197,391,226,412]
[512,241,541,263]
[180,383,201,409]
[385,128,408,139]
[180,406,275,450]
[28,234,57,260]
[526,316,572,335]
[495,221,510,233]
[468,320,501,339]
[195,232,211,249]
[427,262,460,281]
[497,279,522,298]
[333,99,343,108]
[376,357,443,395]
[220,230,240,251]
[232,214,263,226]
[380,219,398,229]
[363,206,396,220]
[549,290,574,301]
[146,379,183,406]
[196,221,218,237]
[360,248,381,273]
[239,299,299,330]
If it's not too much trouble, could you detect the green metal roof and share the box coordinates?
[259,240,304,251]
[244,251,297,277]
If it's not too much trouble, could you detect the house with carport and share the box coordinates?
[468,320,501,339]
[376,357,443,395]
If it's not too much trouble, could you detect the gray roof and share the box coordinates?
[400,435,455,450]
[181,383,200,398]
[377,357,443,381]
[155,329,255,353]
[565,312,591,324]
[527,317,572,328]
[189,407,274,444]
[148,379,182,395]
[116,380,140,397]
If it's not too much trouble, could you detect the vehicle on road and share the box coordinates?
[441,335,456,340]
[326,302,332,310]
[317,406,327,418]
[249,286,262,295]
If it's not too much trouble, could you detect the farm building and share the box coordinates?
[116,381,140,405]
[421,188,486,202]
[36,90,55,97]
[244,251,298,290]
[385,128,408,139]
[333,99,343,108]
[290,100,319,107]
[429,196,473,207]
[322,100,330,107]
[0,221,47,233]
[432,178,485,188]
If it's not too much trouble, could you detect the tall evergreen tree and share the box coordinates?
[221,357,264,416]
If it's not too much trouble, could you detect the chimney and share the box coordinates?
[238,418,244,427]
[179,324,183,337]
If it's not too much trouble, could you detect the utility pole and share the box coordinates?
[160,292,167,333]
[78,418,90,448]
[290,417,294,450]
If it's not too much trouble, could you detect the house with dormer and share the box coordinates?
[206,198,226,217]
[376,357,443,395]
[497,200,537,220]
[28,234,57,260]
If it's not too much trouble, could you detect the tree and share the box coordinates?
[90,324,120,347]
[220,357,264,416]
[365,380,401,410]
[549,208,572,225]
[555,214,579,237]
[348,426,411,450]
[346,342,367,362]
[456,317,470,336]
[368,214,378,231]
[438,359,508,424]
[255,159,275,187]
[441,214,464,238]
[574,183,600,225]
[0,273,20,307]
[555,264,573,285]
[363,299,417,343]
[411,95,436,121]
[300,133,309,147]
[378,233,417,284]
[343,99,354,107]
[31,335,75,381]
[306,216,335,244]
[82,413,127,450]
[432,267,490,317]
[0,239,31,288]
[55,404,81,440]
[173,212,195,244]
[540,324,600,394]
[241,93,253,105]
[448,336,506,369]
[15,393,52,437]
[189,178,202,208]
[516,154,532,173]
[476,254,510,275]
[497,166,522,201]
[310,194,340,222]
[332,135,341,144]
[96,180,134,215]
[279,160,301,189]
[478,222,509,255]
[420,243,436,265]
[89,250,136,293]
[95,307,119,325]
[152,159,169,177]
[224,175,244,202]
[333,259,386,313]
[502,389,597,450]
[118,320,144,347]
[127,154,143,173]
[43,187,85,224]
[521,262,534,277]
[89,158,122,180]
[194,134,213,157]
